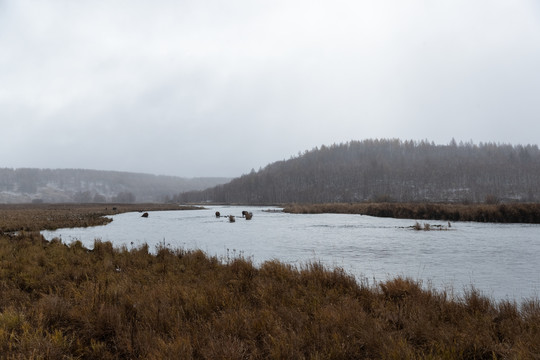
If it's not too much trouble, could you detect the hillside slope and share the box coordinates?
[0,168,229,203]
[176,139,540,204]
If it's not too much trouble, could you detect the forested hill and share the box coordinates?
[0,168,230,203]
[176,139,540,204]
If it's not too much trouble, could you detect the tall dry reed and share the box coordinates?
[0,231,538,359]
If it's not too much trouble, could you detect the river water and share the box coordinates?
[42,205,540,302]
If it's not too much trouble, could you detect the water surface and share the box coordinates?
[42,206,540,302]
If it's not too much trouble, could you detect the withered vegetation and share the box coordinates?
[283,202,540,223]
[0,204,539,359]
[0,203,199,232]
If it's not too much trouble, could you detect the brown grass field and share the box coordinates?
[283,202,540,223]
[0,204,539,359]
[0,203,198,233]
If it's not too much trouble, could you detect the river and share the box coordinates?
[42,205,540,302]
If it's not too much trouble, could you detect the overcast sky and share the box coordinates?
[1,1,539,177]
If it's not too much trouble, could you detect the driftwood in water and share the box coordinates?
[410,221,450,231]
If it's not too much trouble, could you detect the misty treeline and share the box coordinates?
[175,139,540,204]
[0,168,229,203]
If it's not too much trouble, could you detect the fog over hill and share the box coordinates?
[0,168,230,203]
[176,139,540,204]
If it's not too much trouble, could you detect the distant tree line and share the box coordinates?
[175,139,540,204]
[0,168,230,203]
[72,191,135,203]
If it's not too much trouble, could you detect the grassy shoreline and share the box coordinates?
[1,204,539,358]
[0,203,201,232]
[283,202,540,223]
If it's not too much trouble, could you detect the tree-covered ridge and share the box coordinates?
[176,139,540,204]
[0,168,230,203]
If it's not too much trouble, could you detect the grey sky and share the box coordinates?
[1,1,539,177]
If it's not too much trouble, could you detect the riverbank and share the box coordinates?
[0,203,200,232]
[283,202,540,223]
[0,204,539,358]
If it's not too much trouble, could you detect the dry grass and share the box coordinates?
[0,203,200,232]
[283,202,540,223]
[0,204,538,359]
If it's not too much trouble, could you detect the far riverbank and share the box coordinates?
[283,202,540,223]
